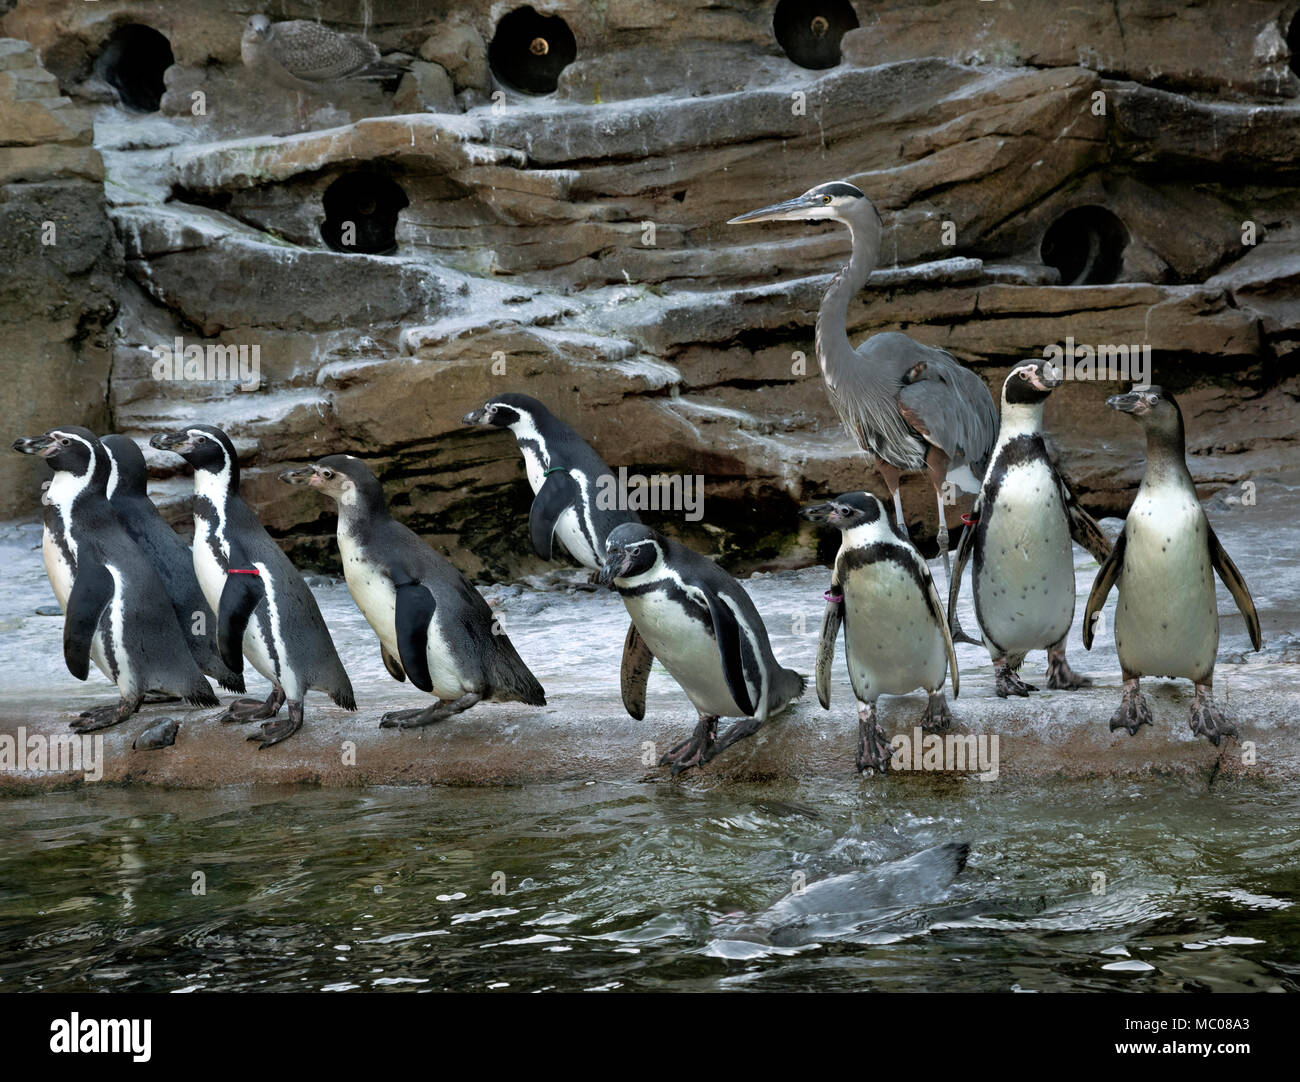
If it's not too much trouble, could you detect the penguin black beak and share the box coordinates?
[596,551,630,588]
[800,501,835,524]
[1107,391,1143,414]
[279,467,314,486]
[12,435,55,457]
[461,408,486,426]
[150,430,194,454]
[1037,364,1062,390]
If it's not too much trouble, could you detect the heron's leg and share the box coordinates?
[876,460,907,538]
[924,447,954,579]
[933,486,952,580]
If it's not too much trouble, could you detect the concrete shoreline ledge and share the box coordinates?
[0,665,1292,793]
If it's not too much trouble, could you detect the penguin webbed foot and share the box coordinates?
[856,704,891,775]
[703,717,764,764]
[141,690,182,705]
[659,714,718,775]
[249,700,303,749]
[1108,686,1153,736]
[1189,685,1235,747]
[379,693,482,729]
[994,664,1037,698]
[72,694,142,732]
[919,692,952,733]
[1045,651,1091,690]
[217,689,285,723]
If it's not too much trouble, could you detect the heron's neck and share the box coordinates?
[815,217,879,369]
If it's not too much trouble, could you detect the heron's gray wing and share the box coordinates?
[270,20,385,81]
[896,346,998,475]
[1206,523,1262,651]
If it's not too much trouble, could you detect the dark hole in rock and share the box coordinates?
[488,6,577,94]
[773,0,859,70]
[1040,206,1128,285]
[320,173,409,255]
[94,24,173,113]
[1288,12,1300,77]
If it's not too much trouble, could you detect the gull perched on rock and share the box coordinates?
[241,14,409,130]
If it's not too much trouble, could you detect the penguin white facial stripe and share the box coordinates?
[105,449,120,501]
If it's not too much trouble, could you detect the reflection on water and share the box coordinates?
[0,778,1296,992]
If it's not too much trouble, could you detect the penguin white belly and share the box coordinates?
[1115,488,1218,681]
[843,562,947,700]
[192,519,225,615]
[976,460,1075,657]
[555,505,598,570]
[337,533,468,700]
[623,590,746,718]
[43,526,74,612]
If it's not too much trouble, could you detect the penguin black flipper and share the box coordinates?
[529,470,578,561]
[394,581,437,694]
[1083,529,1126,650]
[217,540,264,673]
[815,592,843,710]
[1056,472,1112,564]
[63,563,114,680]
[381,645,407,683]
[923,569,960,698]
[620,622,654,721]
[704,592,757,717]
[1206,523,1262,652]
[947,504,976,640]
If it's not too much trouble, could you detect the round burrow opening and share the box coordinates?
[488,6,577,95]
[320,173,409,255]
[1287,12,1300,77]
[1040,206,1128,285]
[774,0,860,70]
[94,24,173,112]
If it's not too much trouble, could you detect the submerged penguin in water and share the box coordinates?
[281,455,545,727]
[1083,386,1262,745]
[714,842,971,947]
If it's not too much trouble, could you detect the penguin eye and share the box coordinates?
[320,469,333,480]
[1018,369,1030,380]
[60,438,70,446]
[195,435,207,444]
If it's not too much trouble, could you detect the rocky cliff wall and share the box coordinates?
[0,1,1296,577]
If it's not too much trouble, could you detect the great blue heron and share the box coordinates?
[728,181,998,584]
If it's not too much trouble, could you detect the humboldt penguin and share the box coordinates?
[802,492,958,774]
[281,455,545,726]
[461,393,638,571]
[948,362,1112,696]
[597,523,805,774]
[150,425,355,747]
[100,434,244,694]
[1083,386,1262,744]
[12,427,219,729]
